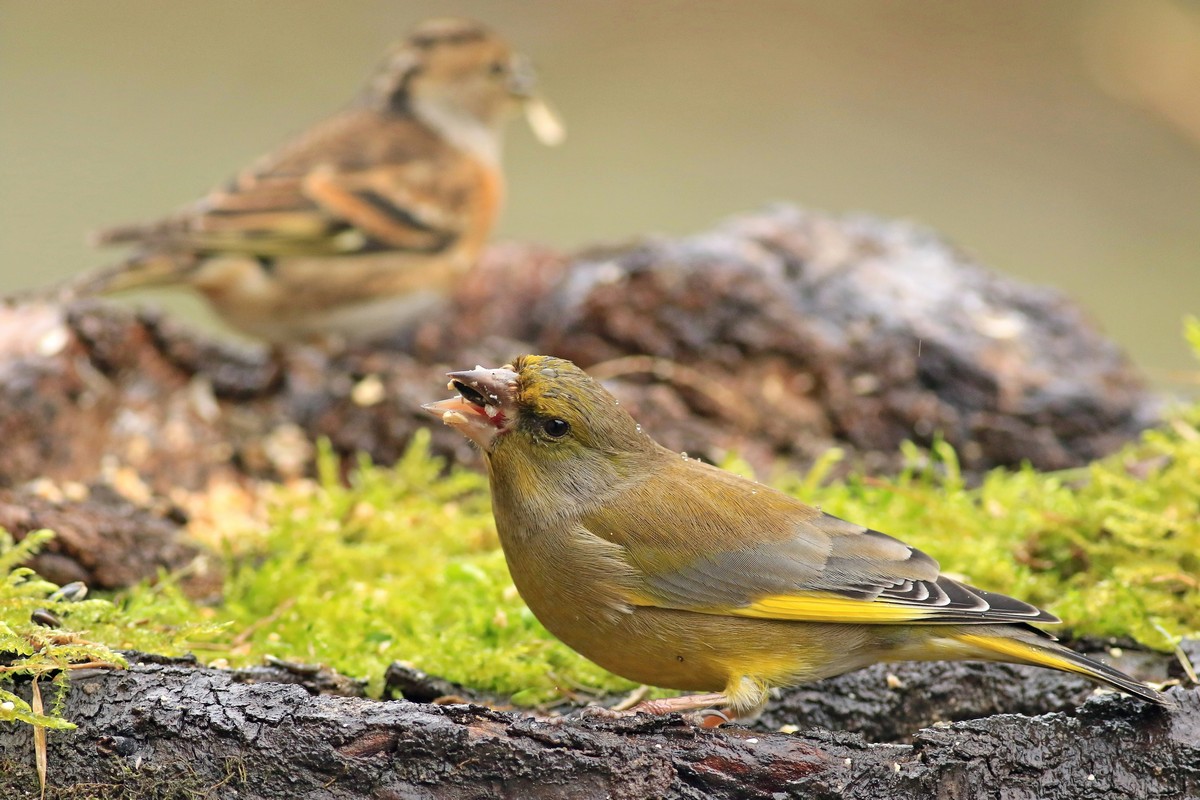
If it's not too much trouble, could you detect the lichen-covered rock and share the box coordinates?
[514,206,1153,475]
[0,206,1152,492]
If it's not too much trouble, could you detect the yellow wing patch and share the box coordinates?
[720,592,943,624]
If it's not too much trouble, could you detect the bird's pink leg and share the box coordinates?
[631,693,732,727]
[630,693,727,714]
[565,692,734,727]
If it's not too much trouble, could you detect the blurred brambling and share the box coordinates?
[68,17,564,343]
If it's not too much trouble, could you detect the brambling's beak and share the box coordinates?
[508,54,566,146]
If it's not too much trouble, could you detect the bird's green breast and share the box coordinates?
[487,468,872,693]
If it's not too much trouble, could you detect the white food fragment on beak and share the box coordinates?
[442,410,469,426]
[485,405,499,419]
[525,96,566,146]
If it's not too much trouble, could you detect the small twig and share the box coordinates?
[610,685,651,712]
[0,659,121,675]
[32,678,46,800]
[1150,573,1199,589]
[231,597,297,647]
[67,660,123,671]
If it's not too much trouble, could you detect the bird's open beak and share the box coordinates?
[507,54,565,146]
[422,365,519,451]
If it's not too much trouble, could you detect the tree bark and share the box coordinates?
[0,659,1194,799]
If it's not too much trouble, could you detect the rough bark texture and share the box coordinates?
[0,660,1195,799]
[0,484,199,591]
[383,643,1186,746]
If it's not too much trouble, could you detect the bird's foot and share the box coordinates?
[630,692,733,727]
[550,691,734,727]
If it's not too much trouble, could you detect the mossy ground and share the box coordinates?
[4,325,1200,728]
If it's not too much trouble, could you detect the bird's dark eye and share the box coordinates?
[542,418,570,438]
[488,61,507,76]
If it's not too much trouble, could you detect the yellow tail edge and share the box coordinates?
[954,631,1169,707]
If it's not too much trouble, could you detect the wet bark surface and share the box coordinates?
[0,659,1195,799]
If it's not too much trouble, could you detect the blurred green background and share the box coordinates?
[2,1,1198,387]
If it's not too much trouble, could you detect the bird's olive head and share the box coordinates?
[425,356,655,505]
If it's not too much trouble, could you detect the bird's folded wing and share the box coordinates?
[300,162,469,253]
[91,114,476,258]
[90,163,474,258]
[583,491,1057,626]
[90,171,338,255]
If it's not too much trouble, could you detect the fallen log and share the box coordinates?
[0,658,1194,799]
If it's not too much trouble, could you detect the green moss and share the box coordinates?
[0,529,222,733]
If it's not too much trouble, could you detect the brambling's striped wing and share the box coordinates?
[91,110,488,259]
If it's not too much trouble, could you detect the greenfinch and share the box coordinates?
[65,18,563,344]
[424,355,1167,720]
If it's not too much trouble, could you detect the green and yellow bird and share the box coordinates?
[424,355,1168,720]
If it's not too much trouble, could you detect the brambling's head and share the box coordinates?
[365,18,564,147]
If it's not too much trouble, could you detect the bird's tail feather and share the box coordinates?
[89,220,174,247]
[58,254,196,299]
[952,630,1169,706]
